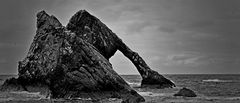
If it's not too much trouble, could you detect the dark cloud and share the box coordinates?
[126,21,152,34]
[0,0,240,74]
[158,26,176,33]
[0,59,6,63]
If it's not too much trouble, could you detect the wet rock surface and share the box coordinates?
[67,10,175,88]
[0,10,144,103]
[0,9,177,102]
[174,87,197,97]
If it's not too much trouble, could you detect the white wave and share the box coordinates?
[73,97,92,100]
[137,92,165,97]
[9,91,47,99]
[10,91,40,95]
[226,97,240,100]
[126,81,141,87]
[202,79,232,82]
[206,97,240,100]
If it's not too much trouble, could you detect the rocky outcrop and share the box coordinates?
[174,87,197,97]
[1,11,144,103]
[67,10,175,88]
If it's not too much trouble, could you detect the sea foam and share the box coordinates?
[126,81,141,87]
[137,92,165,97]
[202,79,232,82]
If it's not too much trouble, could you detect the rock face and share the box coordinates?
[1,11,144,102]
[174,87,197,97]
[67,10,175,88]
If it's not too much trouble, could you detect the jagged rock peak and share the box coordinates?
[71,10,99,21]
[75,9,89,16]
[66,10,118,59]
[67,9,109,32]
[36,10,62,29]
[36,10,48,18]
[70,9,92,20]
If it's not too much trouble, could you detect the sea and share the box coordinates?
[0,74,240,103]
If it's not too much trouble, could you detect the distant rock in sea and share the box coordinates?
[174,87,197,97]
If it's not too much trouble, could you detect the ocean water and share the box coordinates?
[122,74,240,103]
[123,74,240,95]
[0,74,240,103]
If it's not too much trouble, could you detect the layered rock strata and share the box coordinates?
[1,11,144,103]
[67,10,175,88]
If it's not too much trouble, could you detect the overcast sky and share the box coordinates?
[0,0,240,74]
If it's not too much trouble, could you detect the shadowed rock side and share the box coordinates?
[1,11,144,103]
[67,10,175,88]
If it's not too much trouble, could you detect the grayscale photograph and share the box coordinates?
[0,0,239,103]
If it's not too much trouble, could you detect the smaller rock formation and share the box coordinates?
[174,87,197,97]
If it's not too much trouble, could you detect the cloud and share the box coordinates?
[0,59,6,63]
[164,53,240,68]
[0,0,240,74]
[166,54,201,65]
[125,21,152,34]
[0,42,24,48]
[165,53,215,66]
[158,26,176,33]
